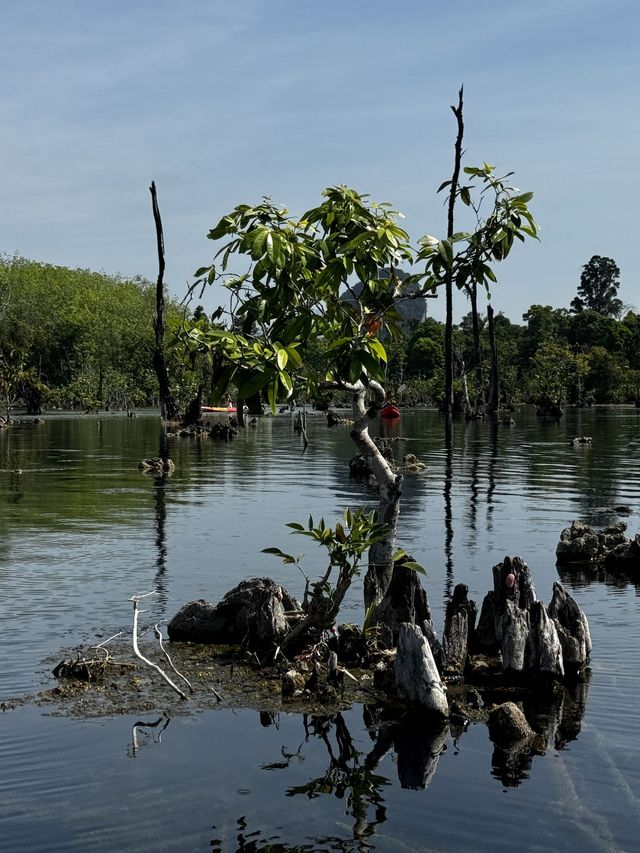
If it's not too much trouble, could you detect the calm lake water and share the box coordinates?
[1,407,639,852]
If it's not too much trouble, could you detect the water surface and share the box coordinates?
[1,407,639,851]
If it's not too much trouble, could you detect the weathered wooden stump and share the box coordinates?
[442,583,477,676]
[395,623,448,717]
[471,591,498,654]
[527,600,564,679]
[547,582,591,674]
[501,599,530,674]
[375,561,431,647]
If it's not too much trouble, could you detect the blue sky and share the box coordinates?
[2,0,638,323]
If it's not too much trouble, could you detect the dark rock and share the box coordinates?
[604,534,640,570]
[556,521,602,563]
[138,457,175,473]
[167,578,302,649]
[487,701,534,747]
[349,438,395,478]
[209,422,237,441]
[556,520,629,564]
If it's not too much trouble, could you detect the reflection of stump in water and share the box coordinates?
[393,719,449,790]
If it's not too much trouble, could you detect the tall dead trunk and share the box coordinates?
[444,86,464,418]
[467,281,484,402]
[150,181,180,422]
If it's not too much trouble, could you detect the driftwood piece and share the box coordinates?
[527,601,564,679]
[131,594,187,700]
[374,561,431,646]
[547,582,591,673]
[500,599,530,674]
[442,583,477,676]
[395,623,448,717]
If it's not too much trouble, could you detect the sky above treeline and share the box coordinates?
[2,0,638,324]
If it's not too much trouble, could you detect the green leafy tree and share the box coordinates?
[528,341,578,414]
[182,163,537,608]
[571,255,623,317]
[584,346,626,403]
[420,162,539,413]
[183,187,414,611]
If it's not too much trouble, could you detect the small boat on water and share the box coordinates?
[380,403,400,420]
[201,405,237,414]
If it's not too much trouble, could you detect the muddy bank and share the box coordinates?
[8,639,369,718]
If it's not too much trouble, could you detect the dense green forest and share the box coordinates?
[0,255,197,415]
[0,252,638,416]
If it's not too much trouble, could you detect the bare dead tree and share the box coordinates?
[150,181,180,422]
[444,86,464,417]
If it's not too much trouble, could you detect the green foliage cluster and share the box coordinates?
[389,299,640,409]
[0,255,193,414]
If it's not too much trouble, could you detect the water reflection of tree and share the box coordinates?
[286,712,390,848]
[443,417,454,600]
[486,419,498,532]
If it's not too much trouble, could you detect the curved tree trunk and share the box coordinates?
[345,381,404,611]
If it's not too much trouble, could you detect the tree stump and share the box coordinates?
[442,583,477,676]
[547,582,591,674]
[395,623,449,717]
[527,600,564,679]
[374,561,431,646]
[500,599,530,674]
[471,591,498,654]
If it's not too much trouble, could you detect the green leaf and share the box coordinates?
[437,240,454,264]
[401,560,427,575]
[278,369,293,395]
[286,522,305,531]
[368,337,387,362]
[275,346,288,370]
[284,345,302,368]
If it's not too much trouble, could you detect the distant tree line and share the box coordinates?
[386,255,639,412]
[0,252,637,417]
